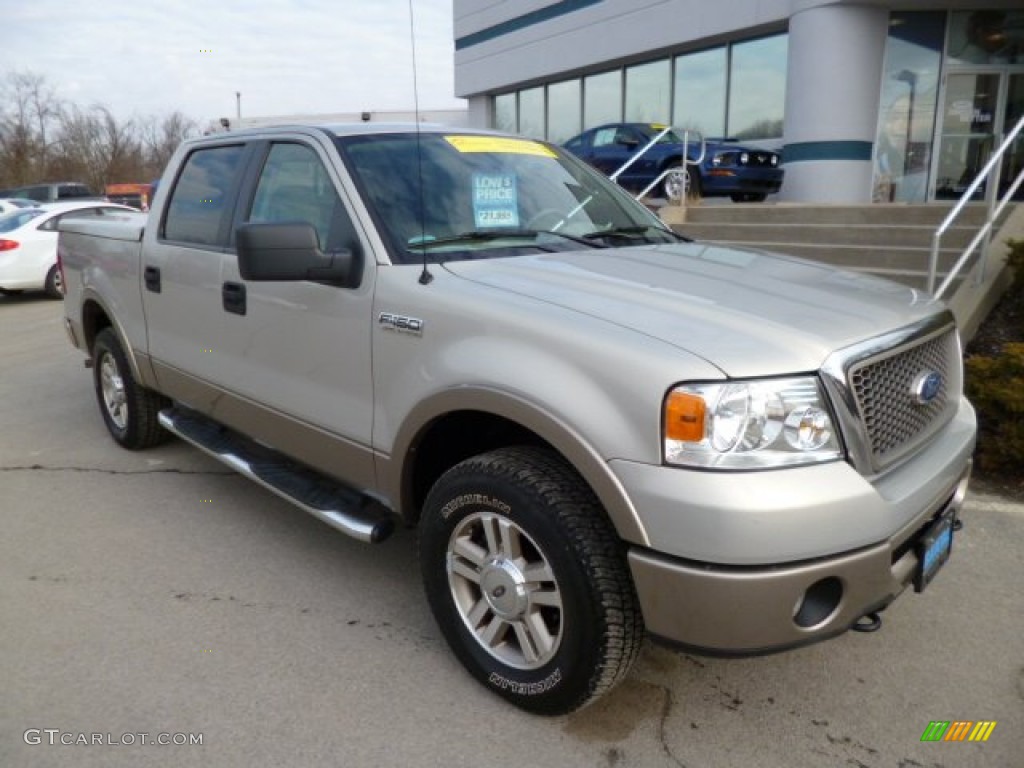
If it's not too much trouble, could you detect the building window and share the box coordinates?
[946,9,1023,65]
[873,12,945,202]
[547,79,582,144]
[584,70,622,129]
[494,92,517,134]
[518,86,545,139]
[727,34,788,140]
[673,47,727,138]
[490,33,791,143]
[625,60,670,123]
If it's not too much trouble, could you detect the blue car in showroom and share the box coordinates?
[563,122,784,202]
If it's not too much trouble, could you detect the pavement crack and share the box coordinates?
[655,684,687,768]
[0,463,233,476]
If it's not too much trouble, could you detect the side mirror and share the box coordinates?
[236,221,362,288]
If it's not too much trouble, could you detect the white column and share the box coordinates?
[780,4,890,202]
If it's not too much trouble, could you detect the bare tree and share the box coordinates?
[55,105,144,193]
[139,111,198,178]
[0,70,198,193]
[0,72,63,188]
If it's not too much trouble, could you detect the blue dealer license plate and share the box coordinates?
[914,509,955,592]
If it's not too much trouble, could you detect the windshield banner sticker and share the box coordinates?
[472,173,519,228]
[446,135,556,158]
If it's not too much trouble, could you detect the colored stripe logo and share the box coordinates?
[921,721,997,742]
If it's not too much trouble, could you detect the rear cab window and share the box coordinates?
[162,144,248,247]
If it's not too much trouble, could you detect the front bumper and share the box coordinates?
[614,396,975,653]
[628,462,970,653]
[702,167,783,196]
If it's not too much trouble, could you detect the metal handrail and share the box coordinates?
[606,126,706,202]
[929,113,1024,298]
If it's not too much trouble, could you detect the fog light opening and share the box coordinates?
[793,577,843,629]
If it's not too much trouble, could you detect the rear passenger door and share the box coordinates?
[143,140,251,393]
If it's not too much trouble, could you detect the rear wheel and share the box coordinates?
[44,265,62,299]
[419,446,643,715]
[92,328,169,449]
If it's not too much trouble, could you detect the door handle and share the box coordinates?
[143,266,161,293]
[222,281,246,316]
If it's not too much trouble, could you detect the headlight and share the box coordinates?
[739,152,749,165]
[770,154,779,166]
[712,154,723,166]
[663,377,842,469]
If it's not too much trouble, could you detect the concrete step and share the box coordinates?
[700,241,964,282]
[680,203,995,227]
[675,222,980,250]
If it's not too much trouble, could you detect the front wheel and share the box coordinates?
[419,446,643,715]
[662,164,700,202]
[92,328,169,449]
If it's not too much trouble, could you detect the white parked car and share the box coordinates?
[0,201,136,298]
[0,198,38,214]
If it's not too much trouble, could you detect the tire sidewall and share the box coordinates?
[92,329,136,447]
[44,265,61,299]
[420,467,605,714]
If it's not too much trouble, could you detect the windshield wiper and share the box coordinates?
[581,224,691,243]
[410,228,607,249]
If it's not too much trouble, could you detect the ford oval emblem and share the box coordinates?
[912,371,943,405]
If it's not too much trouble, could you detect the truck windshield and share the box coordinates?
[335,132,680,264]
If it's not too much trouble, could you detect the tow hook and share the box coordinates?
[852,612,882,633]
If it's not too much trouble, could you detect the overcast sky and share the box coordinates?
[5,0,465,125]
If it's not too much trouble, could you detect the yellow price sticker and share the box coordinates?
[445,135,556,158]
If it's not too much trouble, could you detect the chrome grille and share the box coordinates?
[847,329,957,469]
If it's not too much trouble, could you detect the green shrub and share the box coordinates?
[966,343,1024,474]
[964,240,1024,475]
[1004,238,1024,297]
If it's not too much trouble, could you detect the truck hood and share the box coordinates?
[442,243,939,378]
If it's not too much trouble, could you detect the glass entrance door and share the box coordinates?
[933,72,1001,200]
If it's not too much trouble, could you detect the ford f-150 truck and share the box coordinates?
[59,124,976,715]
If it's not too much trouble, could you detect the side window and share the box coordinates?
[58,184,92,200]
[163,144,246,246]
[247,142,356,253]
[18,185,49,202]
[614,126,638,144]
[39,208,100,231]
[593,128,616,148]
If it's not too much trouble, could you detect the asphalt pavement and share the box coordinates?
[2,293,1022,768]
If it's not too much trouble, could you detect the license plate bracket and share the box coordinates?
[914,508,955,592]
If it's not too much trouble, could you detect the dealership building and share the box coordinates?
[453,1,1023,203]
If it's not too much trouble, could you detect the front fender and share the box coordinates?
[382,385,650,546]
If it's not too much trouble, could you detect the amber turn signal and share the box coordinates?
[665,391,706,442]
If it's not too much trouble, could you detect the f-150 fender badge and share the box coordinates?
[378,312,424,336]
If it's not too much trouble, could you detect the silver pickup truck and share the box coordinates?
[59,124,976,715]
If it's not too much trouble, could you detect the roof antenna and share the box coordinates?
[408,0,433,285]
